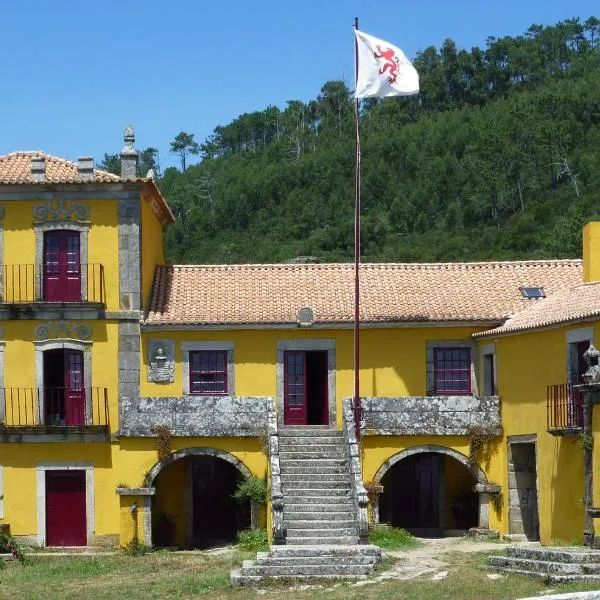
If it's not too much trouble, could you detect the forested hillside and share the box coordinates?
[109,18,600,264]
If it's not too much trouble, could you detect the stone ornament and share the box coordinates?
[147,340,175,383]
[34,321,92,341]
[33,199,91,222]
[582,344,600,385]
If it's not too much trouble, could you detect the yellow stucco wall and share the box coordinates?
[140,193,165,312]
[141,326,482,429]
[0,199,120,311]
[486,322,600,543]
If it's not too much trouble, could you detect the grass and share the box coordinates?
[368,525,422,549]
[3,549,600,599]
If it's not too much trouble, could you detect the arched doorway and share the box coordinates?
[146,448,251,549]
[374,445,486,537]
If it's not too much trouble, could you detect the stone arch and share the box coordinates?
[372,444,487,486]
[144,447,252,487]
[371,444,491,531]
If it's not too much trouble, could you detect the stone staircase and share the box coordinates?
[489,545,600,583]
[231,426,381,584]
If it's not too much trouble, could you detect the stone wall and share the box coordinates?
[361,395,501,436]
[119,395,270,437]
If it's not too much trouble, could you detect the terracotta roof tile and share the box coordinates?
[475,281,600,337]
[146,260,583,326]
[0,151,121,183]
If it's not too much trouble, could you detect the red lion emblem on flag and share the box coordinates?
[373,45,399,84]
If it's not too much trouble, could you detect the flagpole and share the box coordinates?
[353,16,362,440]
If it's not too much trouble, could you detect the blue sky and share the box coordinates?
[0,0,597,170]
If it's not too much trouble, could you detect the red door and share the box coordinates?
[65,350,85,426]
[46,470,87,546]
[284,351,307,425]
[44,231,81,301]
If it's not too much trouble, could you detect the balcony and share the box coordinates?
[0,387,109,433]
[360,395,502,436]
[0,264,105,304]
[547,383,583,435]
[119,395,270,437]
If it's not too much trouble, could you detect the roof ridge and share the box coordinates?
[160,259,583,269]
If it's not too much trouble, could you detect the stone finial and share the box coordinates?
[582,344,600,385]
[31,156,46,182]
[146,168,155,180]
[297,307,314,327]
[77,156,95,182]
[120,124,138,179]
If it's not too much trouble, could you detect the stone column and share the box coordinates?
[474,483,500,531]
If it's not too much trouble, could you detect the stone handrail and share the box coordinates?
[361,395,501,436]
[342,397,369,544]
[119,395,269,437]
[267,396,285,544]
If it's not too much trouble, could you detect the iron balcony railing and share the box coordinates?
[0,264,105,303]
[547,383,583,432]
[0,387,109,430]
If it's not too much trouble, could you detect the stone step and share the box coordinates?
[279,428,343,437]
[283,483,352,492]
[285,503,354,512]
[284,511,354,521]
[285,489,351,499]
[240,563,373,577]
[282,473,351,484]
[280,459,348,468]
[230,570,367,585]
[286,523,358,544]
[489,566,600,584]
[279,450,347,459]
[286,536,359,545]
[281,465,349,475]
[490,555,600,576]
[255,555,378,567]
[506,546,600,563]
[265,544,381,558]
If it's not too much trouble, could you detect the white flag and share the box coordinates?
[354,30,419,98]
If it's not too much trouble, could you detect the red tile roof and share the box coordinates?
[145,260,583,327]
[0,151,121,183]
[475,281,600,337]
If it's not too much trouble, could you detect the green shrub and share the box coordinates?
[121,538,152,556]
[232,476,267,505]
[237,528,268,551]
[369,526,421,549]
[0,532,29,567]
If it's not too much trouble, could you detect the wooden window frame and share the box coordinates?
[188,350,228,396]
[433,347,472,395]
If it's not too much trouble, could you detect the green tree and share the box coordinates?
[170,132,200,171]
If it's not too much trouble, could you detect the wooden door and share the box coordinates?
[284,351,307,425]
[46,470,86,546]
[44,231,81,301]
[64,350,85,426]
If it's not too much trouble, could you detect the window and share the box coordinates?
[434,347,471,395]
[189,351,227,395]
[520,286,545,299]
[483,353,496,395]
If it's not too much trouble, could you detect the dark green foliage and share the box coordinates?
[232,476,267,505]
[153,17,600,264]
[0,532,29,567]
[369,525,421,549]
[237,528,268,551]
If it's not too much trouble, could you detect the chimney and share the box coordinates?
[31,156,46,182]
[78,156,95,182]
[583,222,600,282]
[120,124,138,179]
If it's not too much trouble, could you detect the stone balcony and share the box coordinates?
[119,395,270,437]
[360,395,501,436]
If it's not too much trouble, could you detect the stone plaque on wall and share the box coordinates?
[147,339,175,383]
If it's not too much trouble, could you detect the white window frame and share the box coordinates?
[181,341,234,396]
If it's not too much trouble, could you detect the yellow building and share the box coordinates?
[1,131,600,553]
